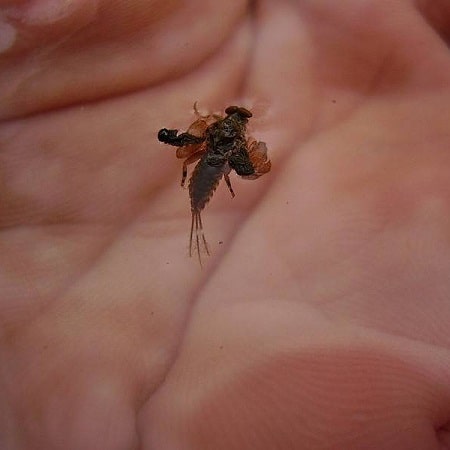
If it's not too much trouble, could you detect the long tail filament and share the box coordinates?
[190,211,210,267]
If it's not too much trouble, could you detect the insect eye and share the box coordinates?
[225,106,253,118]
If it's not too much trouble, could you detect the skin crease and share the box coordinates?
[1,0,450,448]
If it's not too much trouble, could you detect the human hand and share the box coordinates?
[1,1,450,449]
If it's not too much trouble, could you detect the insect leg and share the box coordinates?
[223,173,235,198]
[193,101,207,119]
[193,102,222,121]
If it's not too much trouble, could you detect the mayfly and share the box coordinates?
[158,104,271,265]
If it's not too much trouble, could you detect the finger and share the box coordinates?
[247,0,450,140]
[0,0,246,119]
[140,295,450,450]
[415,0,450,46]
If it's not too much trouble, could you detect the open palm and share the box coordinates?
[1,1,450,449]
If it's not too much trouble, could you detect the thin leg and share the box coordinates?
[193,101,206,118]
[181,152,203,187]
[224,173,235,198]
[193,102,223,121]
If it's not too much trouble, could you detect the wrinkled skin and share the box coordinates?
[1,1,450,449]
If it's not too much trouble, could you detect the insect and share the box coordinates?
[158,104,271,265]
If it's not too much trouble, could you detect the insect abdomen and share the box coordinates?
[189,158,225,212]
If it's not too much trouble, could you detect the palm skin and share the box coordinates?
[1,0,450,449]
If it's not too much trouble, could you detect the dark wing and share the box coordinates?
[229,139,271,179]
[228,145,255,177]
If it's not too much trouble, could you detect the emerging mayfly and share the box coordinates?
[158,104,271,265]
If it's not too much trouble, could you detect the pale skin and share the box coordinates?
[1,0,450,449]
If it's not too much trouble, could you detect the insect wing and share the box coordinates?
[228,146,256,177]
[174,118,211,159]
[187,118,209,137]
[240,140,271,179]
[175,140,206,159]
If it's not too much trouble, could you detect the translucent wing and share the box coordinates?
[240,139,271,180]
[174,118,209,159]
